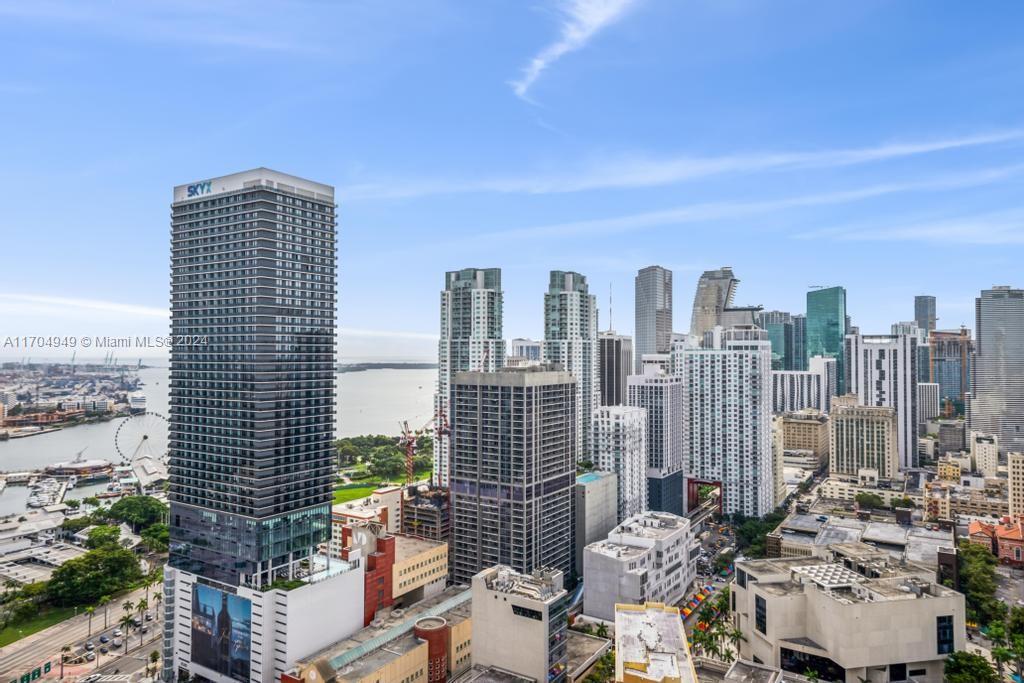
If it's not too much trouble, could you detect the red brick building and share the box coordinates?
[967,518,1024,567]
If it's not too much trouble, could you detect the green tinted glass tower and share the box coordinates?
[806,286,847,394]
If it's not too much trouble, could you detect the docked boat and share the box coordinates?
[45,454,113,483]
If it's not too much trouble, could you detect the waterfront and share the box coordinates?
[0,365,435,469]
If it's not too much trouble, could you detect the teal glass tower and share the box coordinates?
[806,286,847,395]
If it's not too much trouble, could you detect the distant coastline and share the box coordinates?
[337,362,438,373]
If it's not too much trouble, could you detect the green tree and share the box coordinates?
[595,622,608,639]
[99,594,111,629]
[891,497,915,509]
[108,496,168,532]
[83,496,101,507]
[957,540,1004,625]
[120,614,134,653]
[60,644,71,679]
[148,650,160,678]
[854,492,885,509]
[714,551,735,574]
[944,650,998,683]
[47,547,142,606]
[86,524,121,549]
[61,515,93,534]
[335,440,361,466]
[368,445,406,480]
[141,523,169,553]
[64,498,81,509]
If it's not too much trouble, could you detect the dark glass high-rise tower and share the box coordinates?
[168,168,337,588]
[806,286,847,395]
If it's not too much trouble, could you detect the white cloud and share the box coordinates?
[463,163,1024,243]
[340,129,1024,200]
[0,293,168,318]
[794,209,1024,245]
[510,0,639,101]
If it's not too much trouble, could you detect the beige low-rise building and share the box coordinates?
[781,410,829,462]
[731,552,965,683]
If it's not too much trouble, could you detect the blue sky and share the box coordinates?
[1,0,1022,361]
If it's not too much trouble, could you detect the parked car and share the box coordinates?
[85,652,96,662]
[99,647,109,655]
[84,642,95,651]
[111,638,122,648]
[99,635,110,644]
[144,612,153,621]
[112,629,123,637]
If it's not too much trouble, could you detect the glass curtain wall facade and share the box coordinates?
[806,287,847,395]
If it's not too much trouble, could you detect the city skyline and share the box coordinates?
[1,2,1023,360]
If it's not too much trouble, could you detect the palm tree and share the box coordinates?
[154,591,163,619]
[99,595,111,629]
[122,599,134,616]
[59,644,71,679]
[137,599,148,649]
[595,622,608,639]
[85,606,95,636]
[119,615,134,653]
[148,650,160,678]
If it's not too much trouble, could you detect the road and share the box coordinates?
[0,584,161,682]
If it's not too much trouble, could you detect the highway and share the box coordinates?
[0,584,160,682]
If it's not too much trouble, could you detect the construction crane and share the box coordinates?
[398,417,435,484]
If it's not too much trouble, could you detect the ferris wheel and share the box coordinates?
[113,411,169,464]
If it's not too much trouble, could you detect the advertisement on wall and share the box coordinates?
[191,583,252,683]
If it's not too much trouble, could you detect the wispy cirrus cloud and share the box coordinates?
[0,293,437,341]
[510,0,640,102]
[340,128,1024,200]
[461,163,1024,243]
[793,209,1024,245]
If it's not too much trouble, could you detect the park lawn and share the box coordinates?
[333,484,378,504]
[0,605,78,647]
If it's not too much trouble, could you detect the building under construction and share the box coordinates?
[401,485,452,547]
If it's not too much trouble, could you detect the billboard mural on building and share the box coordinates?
[191,583,252,682]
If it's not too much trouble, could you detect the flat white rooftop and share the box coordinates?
[173,167,334,203]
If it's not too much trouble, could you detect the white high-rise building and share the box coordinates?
[770,355,837,414]
[436,268,505,486]
[627,367,686,517]
[844,333,919,470]
[592,406,648,521]
[543,270,598,461]
[677,326,774,517]
[969,431,999,478]
[634,266,673,373]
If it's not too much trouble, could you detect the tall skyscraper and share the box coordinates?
[592,405,648,521]
[690,267,738,339]
[844,333,918,469]
[435,268,505,486]
[543,270,598,460]
[689,267,762,341]
[1009,452,1024,520]
[806,286,847,394]
[792,314,808,371]
[972,286,1024,453]
[915,295,937,333]
[634,266,673,372]
[627,367,685,516]
[598,331,633,406]
[758,310,795,370]
[168,169,336,586]
[449,367,575,585]
[931,327,973,411]
[678,326,774,517]
[166,170,362,683]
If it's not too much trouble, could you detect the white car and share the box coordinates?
[113,629,123,637]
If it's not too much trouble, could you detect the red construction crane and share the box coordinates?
[399,416,435,484]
